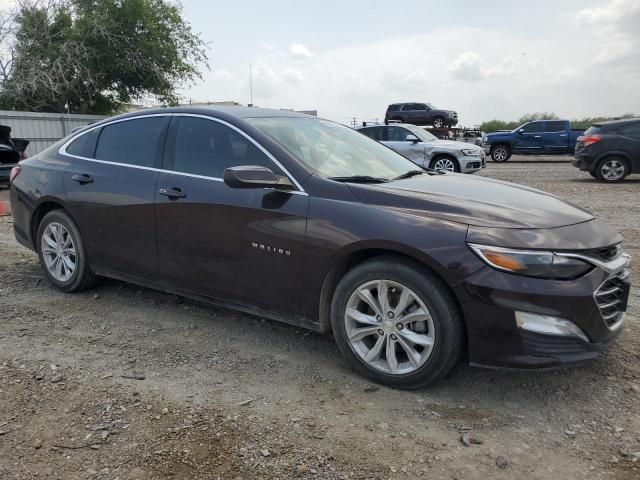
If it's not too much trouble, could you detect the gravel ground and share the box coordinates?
[0,161,639,480]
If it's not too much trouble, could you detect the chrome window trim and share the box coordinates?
[58,112,308,196]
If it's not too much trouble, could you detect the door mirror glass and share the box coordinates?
[518,129,525,134]
[223,165,293,190]
[405,134,420,143]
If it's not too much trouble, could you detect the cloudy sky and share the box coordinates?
[179,0,640,126]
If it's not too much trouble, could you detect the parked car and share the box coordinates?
[483,120,585,162]
[454,129,485,147]
[0,125,28,186]
[10,107,630,389]
[573,118,640,183]
[385,102,458,128]
[358,123,485,173]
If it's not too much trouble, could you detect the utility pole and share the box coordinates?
[249,62,254,106]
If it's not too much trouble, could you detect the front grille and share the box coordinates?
[584,244,620,262]
[594,271,628,328]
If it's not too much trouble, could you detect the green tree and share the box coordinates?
[479,112,637,133]
[0,0,207,114]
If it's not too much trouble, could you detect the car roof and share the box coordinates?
[594,117,640,128]
[103,106,317,122]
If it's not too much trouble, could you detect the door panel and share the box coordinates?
[513,123,543,152]
[65,160,160,278]
[155,176,308,313]
[63,115,170,279]
[155,115,309,314]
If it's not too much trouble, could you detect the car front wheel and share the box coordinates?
[491,145,511,162]
[330,256,463,389]
[429,156,460,173]
[37,209,97,292]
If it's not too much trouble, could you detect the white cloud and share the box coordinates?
[288,43,313,59]
[184,1,640,125]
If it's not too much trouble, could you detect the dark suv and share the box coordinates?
[385,103,458,128]
[573,118,640,182]
[9,107,630,389]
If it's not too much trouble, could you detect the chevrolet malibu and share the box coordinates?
[9,107,631,389]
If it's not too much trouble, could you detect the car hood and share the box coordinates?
[347,173,594,229]
[485,131,512,141]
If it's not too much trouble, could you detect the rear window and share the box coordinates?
[66,128,99,158]
[584,126,602,136]
[359,127,385,141]
[95,116,168,168]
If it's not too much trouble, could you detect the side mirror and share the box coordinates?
[405,134,420,143]
[518,129,525,134]
[223,165,294,190]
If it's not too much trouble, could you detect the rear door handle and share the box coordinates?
[72,174,93,184]
[159,187,186,199]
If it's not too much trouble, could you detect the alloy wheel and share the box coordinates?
[600,159,625,181]
[344,280,435,375]
[492,147,508,162]
[41,222,77,282]
[433,118,444,128]
[433,158,456,172]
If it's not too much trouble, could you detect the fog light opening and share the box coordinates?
[515,312,590,343]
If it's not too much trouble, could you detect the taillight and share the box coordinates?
[577,135,601,147]
[9,165,22,183]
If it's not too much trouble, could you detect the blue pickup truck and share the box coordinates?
[483,120,585,162]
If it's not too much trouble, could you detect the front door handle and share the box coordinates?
[159,187,186,199]
[72,174,93,184]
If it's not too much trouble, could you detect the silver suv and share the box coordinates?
[358,123,486,173]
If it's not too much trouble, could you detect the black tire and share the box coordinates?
[429,156,460,173]
[330,256,464,389]
[490,144,511,162]
[589,171,598,178]
[432,116,445,128]
[594,156,628,183]
[36,209,97,292]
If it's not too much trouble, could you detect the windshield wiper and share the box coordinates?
[329,175,389,183]
[392,170,426,180]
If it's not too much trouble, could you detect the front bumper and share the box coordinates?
[460,152,486,174]
[454,253,631,369]
[0,164,14,184]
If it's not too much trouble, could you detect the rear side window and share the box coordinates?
[95,116,168,167]
[401,104,414,111]
[545,121,566,132]
[360,127,384,141]
[66,128,100,158]
[618,123,640,139]
[168,116,282,178]
[387,105,401,112]
[521,122,542,134]
[412,104,428,111]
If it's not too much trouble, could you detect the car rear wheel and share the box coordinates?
[491,145,511,162]
[37,210,97,292]
[432,116,445,128]
[595,157,628,183]
[330,256,463,389]
[429,156,460,173]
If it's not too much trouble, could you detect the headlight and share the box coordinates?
[468,244,592,279]
[482,136,488,143]
[461,149,480,156]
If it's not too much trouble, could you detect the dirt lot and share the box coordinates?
[0,161,639,480]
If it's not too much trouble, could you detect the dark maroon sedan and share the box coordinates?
[9,107,631,389]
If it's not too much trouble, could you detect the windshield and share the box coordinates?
[405,125,437,142]
[426,103,436,109]
[247,117,419,180]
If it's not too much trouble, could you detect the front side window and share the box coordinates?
[387,126,412,142]
[248,117,418,180]
[169,116,282,178]
[519,122,543,134]
[95,116,168,167]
